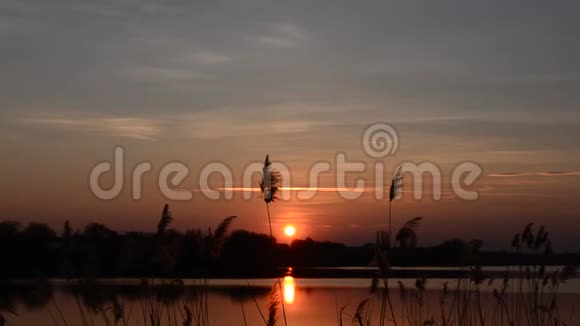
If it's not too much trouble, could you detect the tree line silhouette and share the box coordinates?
[1,205,578,279]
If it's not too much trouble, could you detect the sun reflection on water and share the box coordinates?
[283,276,295,304]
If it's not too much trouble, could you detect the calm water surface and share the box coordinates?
[3,275,579,325]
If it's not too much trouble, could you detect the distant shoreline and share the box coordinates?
[1,265,577,281]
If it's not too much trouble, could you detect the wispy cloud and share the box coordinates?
[177,50,232,65]
[488,171,580,177]
[126,66,213,83]
[128,26,233,64]
[178,105,338,139]
[0,18,18,32]
[18,114,162,140]
[255,23,308,48]
[187,118,333,139]
[121,26,232,83]
[12,104,341,141]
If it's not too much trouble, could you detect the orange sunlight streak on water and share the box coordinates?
[283,276,295,304]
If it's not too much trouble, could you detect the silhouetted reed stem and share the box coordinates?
[264,202,287,326]
[388,201,392,248]
[240,302,247,326]
[266,203,273,238]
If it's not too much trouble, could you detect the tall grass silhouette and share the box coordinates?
[1,198,578,325]
[259,154,287,326]
[388,166,403,248]
[259,154,281,237]
[361,222,576,326]
[1,217,577,325]
[47,206,240,326]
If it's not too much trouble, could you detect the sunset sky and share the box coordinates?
[1,1,579,249]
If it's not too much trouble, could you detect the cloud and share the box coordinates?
[18,114,162,140]
[0,15,43,35]
[0,18,18,32]
[175,104,340,139]
[12,103,342,141]
[127,26,232,64]
[126,66,213,83]
[480,193,550,197]
[255,23,308,48]
[120,27,232,82]
[184,118,333,139]
[255,36,296,48]
[179,50,232,65]
[488,171,580,177]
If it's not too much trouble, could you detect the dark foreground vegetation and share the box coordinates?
[1,206,579,279]
[0,205,578,325]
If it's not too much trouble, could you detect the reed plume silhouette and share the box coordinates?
[156,204,173,237]
[388,166,403,248]
[260,154,281,237]
[258,154,287,326]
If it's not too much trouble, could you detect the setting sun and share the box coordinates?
[284,225,296,237]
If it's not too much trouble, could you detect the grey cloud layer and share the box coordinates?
[2,0,579,112]
[1,0,579,168]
